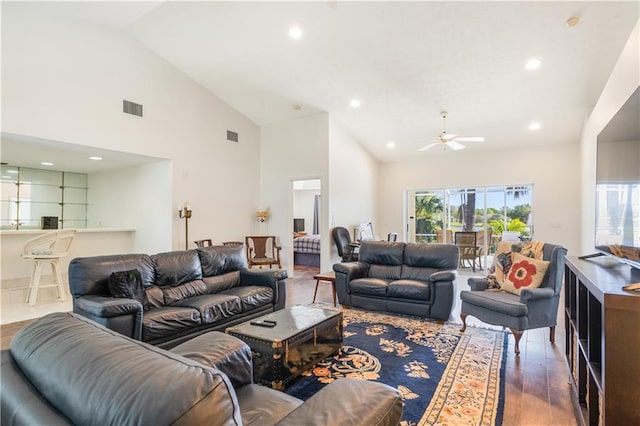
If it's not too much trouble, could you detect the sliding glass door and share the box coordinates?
[407,185,533,269]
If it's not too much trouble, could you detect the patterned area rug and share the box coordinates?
[285,308,507,426]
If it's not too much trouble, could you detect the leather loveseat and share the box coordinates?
[1,312,404,426]
[69,244,286,348]
[333,241,459,321]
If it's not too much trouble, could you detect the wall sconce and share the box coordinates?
[256,210,269,223]
[179,202,192,250]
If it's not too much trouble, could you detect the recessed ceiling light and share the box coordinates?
[289,26,302,39]
[386,141,396,149]
[89,156,102,161]
[566,16,580,27]
[528,121,541,131]
[525,58,542,71]
[41,162,54,166]
[350,99,361,108]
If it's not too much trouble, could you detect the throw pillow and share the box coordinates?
[501,252,550,296]
[108,269,149,310]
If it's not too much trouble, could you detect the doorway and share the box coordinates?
[292,179,321,276]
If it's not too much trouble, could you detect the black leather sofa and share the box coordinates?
[333,242,459,321]
[69,244,287,348]
[1,312,404,426]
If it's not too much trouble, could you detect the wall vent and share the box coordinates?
[123,100,143,117]
[226,130,239,142]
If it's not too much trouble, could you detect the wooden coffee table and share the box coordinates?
[226,305,343,390]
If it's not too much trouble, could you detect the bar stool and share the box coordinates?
[22,229,76,306]
[312,271,337,306]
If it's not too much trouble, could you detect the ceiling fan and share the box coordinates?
[418,111,485,151]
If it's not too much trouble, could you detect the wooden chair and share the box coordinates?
[194,239,213,248]
[436,229,453,243]
[245,236,282,269]
[222,241,243,246]
[454,231,481,272]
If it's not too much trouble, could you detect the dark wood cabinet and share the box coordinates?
[564,256,640,425]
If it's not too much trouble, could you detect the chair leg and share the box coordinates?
[28,261,44,306]
[510,328,524,355]
[331,281,337,307]
[460,312,468,332]
[549,326,555,344]
[312,279,320,303]
[52,259,66,301]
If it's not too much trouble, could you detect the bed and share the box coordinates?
[293,234,321,267]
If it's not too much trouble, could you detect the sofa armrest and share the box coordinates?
[467,277,489,291]
[276,378,402,426]
[429,270,457,283]
[240,268,288,311]
[430,280,455,321]
[73,295,142,340]
[333,262,369,306]
[169,331,253,389]
[520,287,555,302]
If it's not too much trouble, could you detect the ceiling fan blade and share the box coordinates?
[452,136,485,143]
[445,140,466,150]
[418,142,440,151]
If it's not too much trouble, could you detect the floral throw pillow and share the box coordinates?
[501,252,550,296]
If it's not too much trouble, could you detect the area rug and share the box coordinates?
[285,308,507,426]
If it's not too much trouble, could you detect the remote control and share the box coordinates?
[250,320,276,328]
[263,319,277,325]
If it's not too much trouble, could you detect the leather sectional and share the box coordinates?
[1,312,404,425]
[69,244,287,348]
[334,241,459,321]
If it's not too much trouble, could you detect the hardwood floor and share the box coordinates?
[1,265,578,425]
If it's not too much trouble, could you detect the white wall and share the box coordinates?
[379,143,581,254]
[260,114,330,275]
[329,119,379,261]
[2,5,261,253]
[580,20,640,254]
[89,161,172,253]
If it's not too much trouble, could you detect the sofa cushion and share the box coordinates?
[387,279,430,300]
[172,294,243,324]
[203,271,242,294]
[9,312,241,425]
[360,242,405,280]
[142,306,202,341]
[221,286,274,312]
[69,254,155,297]
[460,290,528,317]
[145,285,165,308]
[152,250,202,287]
[108,269,149,310]
[162,280,208,305]
[401,243,459,279]
[350,278,390,297]
[197,245,248,277]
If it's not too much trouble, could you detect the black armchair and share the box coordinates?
[332,226,359,262]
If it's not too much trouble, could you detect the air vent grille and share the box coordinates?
[123,100,143,117]
[227,130,239,142]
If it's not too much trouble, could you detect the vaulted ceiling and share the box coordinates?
[3,1,639,165]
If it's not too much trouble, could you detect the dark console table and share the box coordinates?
[564,256,640,425]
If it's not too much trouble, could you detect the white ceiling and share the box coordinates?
[3,1,639,167]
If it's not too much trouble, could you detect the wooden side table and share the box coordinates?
[312,271,337,306]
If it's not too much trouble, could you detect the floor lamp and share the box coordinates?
[179,202,192,250]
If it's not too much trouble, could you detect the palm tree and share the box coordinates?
[415,193,443,241]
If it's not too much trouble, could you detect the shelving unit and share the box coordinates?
[564,256,640,425]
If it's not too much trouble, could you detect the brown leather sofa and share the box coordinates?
[1,313,403,426]
[69,244,287,348]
